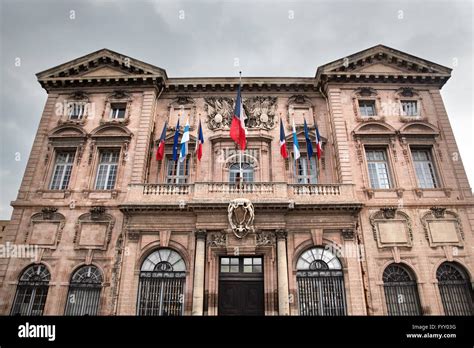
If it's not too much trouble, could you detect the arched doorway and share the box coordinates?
[383,263,421,315]
[296,247,346,315]
[64,265,103,315]
[11,264,50,316]
[137,248,186,316]
[436,262,473,315]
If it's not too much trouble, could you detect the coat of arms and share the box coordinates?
[228,198,255,239]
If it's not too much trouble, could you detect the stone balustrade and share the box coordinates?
[125,182,357,205]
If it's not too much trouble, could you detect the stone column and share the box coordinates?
[192,230,207,315]
[276,230,290,315]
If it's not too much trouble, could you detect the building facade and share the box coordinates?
[0,45,473,316]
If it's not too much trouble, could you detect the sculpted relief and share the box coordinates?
[205,96,277,130]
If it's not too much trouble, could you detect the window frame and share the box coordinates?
[410,147,439,189]
[94,149,120,190]
[358,99,377,117]
[109,103,127,120]
[165,156,190,184]
[400,100,419,117]
[365,147,393,189]
[67,102,86,120]
[293,155,318,184]
[229,162,254,183]
[49,150,76,190]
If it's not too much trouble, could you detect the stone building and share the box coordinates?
[0,44,472,316]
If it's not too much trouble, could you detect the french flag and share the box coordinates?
[315,126,322,160]
[195,119,204,161]
[279,118,288,159]
[230,84,246,150]
[155,122,167,161]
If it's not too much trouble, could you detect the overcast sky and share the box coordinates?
[0,0,472,220]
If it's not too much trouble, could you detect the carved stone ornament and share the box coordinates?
[381,207,397,219]
[207,231,227,247]
[41,207,58,220]
[205,96,277,130]
[342,229,355,240]
[256,231,276,246]
[228,198,255,239]
[90,206,106,220]
[205,97,234,129]
[244,96,277,129]
[430,206,446,218]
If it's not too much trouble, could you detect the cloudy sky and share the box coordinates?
[0,0,472,219]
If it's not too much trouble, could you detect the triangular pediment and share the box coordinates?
[37,48,167,81]
[316,44,452,78]
[81,66,129,77]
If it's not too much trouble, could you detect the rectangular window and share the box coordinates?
[401,100,418,116]
[220,257,239,273]
[359,100,376,117]
[50,151,75,190]
[68,102,85,120]
[166,157,189,184]
[411,148,438,188]
[95,150,119,190]
[109,103,127,119]
[366,149,392,189]
[294,155,317,184]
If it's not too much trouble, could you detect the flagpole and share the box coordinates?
[239,71,243,191]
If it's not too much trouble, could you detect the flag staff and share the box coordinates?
[239,71,243,189]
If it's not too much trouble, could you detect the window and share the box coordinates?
[11,264,50,316]
[366,149,392,189]
[383,264,421,315]
[296,247,346,316]
[166,157,189,184]
[50,151,75,190]
[137,249,186,316]
[95,150,119,190]
[64,266,102,316]
[359,100,376,117]
[401,100,418,116]
[109,103,126,119]
[229,163,254,183]
[411,148,438,188]
[220,257,262,273]
[220,257,240,273]
[436,262,473,316]
[294,156,317,184]
[68,102,85,120]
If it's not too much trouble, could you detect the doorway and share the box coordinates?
[218,256,264,316]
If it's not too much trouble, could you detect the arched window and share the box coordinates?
[436,262,473,315]
[296,247,346,315]
[229,162,254,183]
[137,248,186,316]
[64,265,103,315]
[383,264,421,315]
[11,264,50,316]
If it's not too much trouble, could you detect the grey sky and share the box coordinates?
[0,0,472,219]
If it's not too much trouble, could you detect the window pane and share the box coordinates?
[366,149,391,189]
[243,265,252,273]
[412,149,437,188]
[359,100,376,116]
[50,151,75,190]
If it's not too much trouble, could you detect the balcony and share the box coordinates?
[123,182,359,208]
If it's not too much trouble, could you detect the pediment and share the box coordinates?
[353,122,396,136]
[81,66,129,77]
[316,44,452,79]
[350,63,412,74]
[400,122,439,136]
[49,125,86,138]
[91,124,132,138]
[37,48,167,81]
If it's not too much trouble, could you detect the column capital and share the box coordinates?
[195,229,207,240]
[275,229,287,240]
